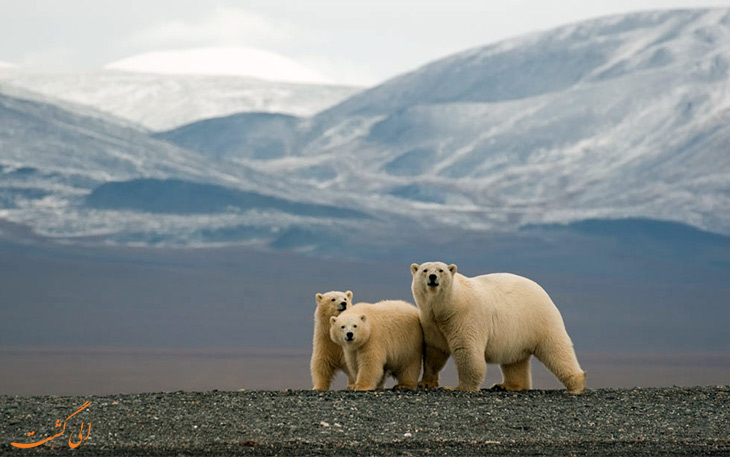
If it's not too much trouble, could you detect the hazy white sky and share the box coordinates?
[2,0,730,85]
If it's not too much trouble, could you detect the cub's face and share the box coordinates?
[329,313,370,349]
[315,290,353,316]
[410,262,457,294]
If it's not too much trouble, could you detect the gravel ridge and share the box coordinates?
[2,386,729,456]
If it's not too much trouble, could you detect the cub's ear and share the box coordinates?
[448,264,457,274]
[410,263,420,275]
[315,293,324,304]
[360,314,366,322]
[330,316,337,325]
[345,290,353,301]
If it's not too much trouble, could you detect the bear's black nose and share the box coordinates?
[338,301,347,311]
[346,332,354,340]
[427,273,439,287]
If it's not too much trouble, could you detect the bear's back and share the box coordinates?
[353,299,418,317]
[374,299,420,316]
[464,272,563,325]
[350,300,421,339]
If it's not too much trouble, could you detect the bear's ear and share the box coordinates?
[448,264,457,274]
[360,314,366,322]
[315,293,324,304]
[410,263,420,275]
[330,316,337,325]
[346,290,353,301]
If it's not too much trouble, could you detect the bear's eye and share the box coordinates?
[353,325,357,328]
[331,298,336,302]
[341,325,345,329]
[439,269,443,273]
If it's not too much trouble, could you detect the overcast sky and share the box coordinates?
[2,0,730,85]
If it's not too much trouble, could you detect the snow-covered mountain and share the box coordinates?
[0,69,361,131]
[0,85,370,245]
[154,112,301,160]
[215,8,728,236]
[105,47,333,85]
[2,8,730,253]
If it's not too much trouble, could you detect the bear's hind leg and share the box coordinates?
[419,344,450,389]
[394,357,421,390]
[496,357,532,391]
[534,336,585,394]
[376,372,388,389]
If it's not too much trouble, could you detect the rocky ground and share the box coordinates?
[2,386,729,456]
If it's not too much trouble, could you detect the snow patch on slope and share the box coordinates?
[0,69,362,131]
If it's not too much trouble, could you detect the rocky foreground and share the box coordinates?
[1,387,729,456]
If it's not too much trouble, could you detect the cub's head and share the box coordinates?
[329,313,370,349]
[315,290,353,318]
[410,262,457,294]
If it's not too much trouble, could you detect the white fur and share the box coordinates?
[330,300,423,391]
[311,290,355,390]
[411,262,585,394]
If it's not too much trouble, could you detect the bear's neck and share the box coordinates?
[314,307,337,341]
[342,339,366,352]
[427,276,462,324]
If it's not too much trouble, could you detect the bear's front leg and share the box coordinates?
[345,367,357,390]
[419,344,450,389]
[451,346,486,391]
[311,356,337,390]
[343,350,359,390]
[352,354,386,391]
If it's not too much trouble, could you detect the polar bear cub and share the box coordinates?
[411,262,586,394]
[311,291,355,390]
[330,300,423,391]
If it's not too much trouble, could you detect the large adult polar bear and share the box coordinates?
[411,262,586,394]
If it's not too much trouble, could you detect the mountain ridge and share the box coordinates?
[0,86,368,245]
[0,69,362,130]
[265,8,730,237]
[2,8,730,250]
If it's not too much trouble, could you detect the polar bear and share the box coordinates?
[411,262,585,394]
[329,300,423,391]
[311,290,355,390]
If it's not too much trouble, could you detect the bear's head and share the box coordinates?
[315,290,353,317]
[410,262,457,295]
[329,313,370,349]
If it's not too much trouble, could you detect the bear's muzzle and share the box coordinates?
[427,274,439,287]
